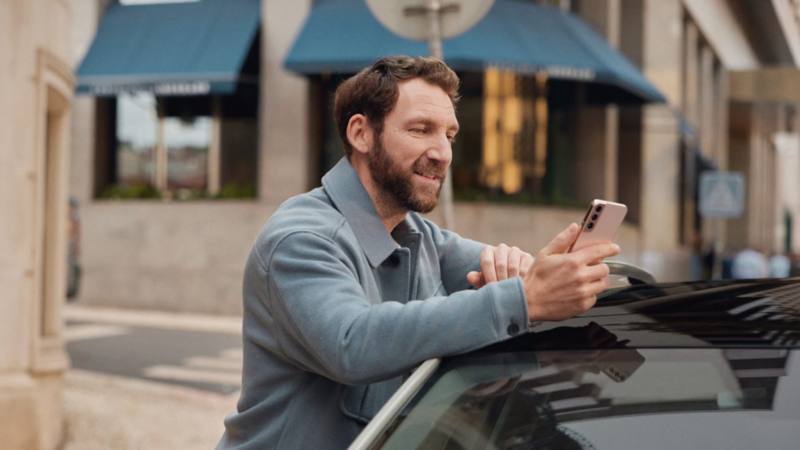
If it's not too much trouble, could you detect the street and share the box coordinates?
[62,305,243,449]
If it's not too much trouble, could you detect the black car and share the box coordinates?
[349,275,800,449]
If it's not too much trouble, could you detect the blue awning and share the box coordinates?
[76,0,260,96]
[285,0,665,103]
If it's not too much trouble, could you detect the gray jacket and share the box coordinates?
[217,158,529,449]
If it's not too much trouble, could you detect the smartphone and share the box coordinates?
[568,199,627,253]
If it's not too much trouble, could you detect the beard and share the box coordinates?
[368,134,446,214]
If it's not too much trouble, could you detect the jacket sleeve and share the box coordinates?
[261,230,529,386]
[420,218,489,294]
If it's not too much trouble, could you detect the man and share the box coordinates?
[216,56,618,449]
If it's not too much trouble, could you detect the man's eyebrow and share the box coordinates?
[405,117,460,133]
[405,117,434,126]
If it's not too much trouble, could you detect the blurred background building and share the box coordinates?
[65,0,800,315]
[2,1,800,445]
[1,0,73,448]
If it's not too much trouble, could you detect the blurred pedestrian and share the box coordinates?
[789,252,800,277]
[689,234,703,280]
[769,252,791,278]
[722,250,735,280]
[731,248,770,279]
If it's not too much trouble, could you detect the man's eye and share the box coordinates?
[411,128,425,134]
[447,135,456,143]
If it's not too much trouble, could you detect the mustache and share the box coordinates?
[412,159,447,178]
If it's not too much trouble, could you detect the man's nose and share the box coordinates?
[426,133,452,165]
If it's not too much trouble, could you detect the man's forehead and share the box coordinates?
[395,78,457,121]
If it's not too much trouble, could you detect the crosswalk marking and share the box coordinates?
[64,304,242,334]
[64,324,130,342]
[143,365,242,385]
[184,356,242,371]
[220,348,243,361]
[142,347,243,387]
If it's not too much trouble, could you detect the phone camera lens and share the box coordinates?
[595,205,603,213]
[591,214,598,221]
[587,222,594,230]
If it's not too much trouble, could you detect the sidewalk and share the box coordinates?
[62,304,242,450]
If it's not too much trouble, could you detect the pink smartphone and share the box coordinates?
[568,199,628,253]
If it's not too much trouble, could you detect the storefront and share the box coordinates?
[72,0,721,314]
[286,0,664,209]
[76,0,261,200]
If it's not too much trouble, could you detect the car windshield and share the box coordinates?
[373,348,800,450]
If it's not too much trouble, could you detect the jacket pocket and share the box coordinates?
[339,376,404,424]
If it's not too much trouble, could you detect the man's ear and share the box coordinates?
[346,114,373,156]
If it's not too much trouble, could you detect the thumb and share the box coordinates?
[538,223,579,257]
[466,271,485,288]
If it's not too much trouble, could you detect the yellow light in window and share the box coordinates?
[503,96,522,134]
[485,68,500,97]
[502,71,516,97]
[503,161,523,194]
[483,97,500,170]
[483,68,525,192]
[483,128,499,169]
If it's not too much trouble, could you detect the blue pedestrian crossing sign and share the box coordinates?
[698,171,745,218]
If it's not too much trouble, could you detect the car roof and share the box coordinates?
[478,278,800,353]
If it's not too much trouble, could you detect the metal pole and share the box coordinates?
[424,0,456,231]
[425,0,444,60]
[712,217,723,279]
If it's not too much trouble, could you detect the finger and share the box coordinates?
[507,246,522,278]
[538,223,579,257]
[584,278,608,298]
[466,271,486,288]
[480,247,498,283]
[581,263,611,283]
[520,253,534,276]
[574,243,620,265]
[495,244,510,279]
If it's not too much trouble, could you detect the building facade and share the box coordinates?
[69,0,800,315]
[1,0,74,448]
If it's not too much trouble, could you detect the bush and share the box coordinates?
[98,182,257,201]
[99,183,161,200]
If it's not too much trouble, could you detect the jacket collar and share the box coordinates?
[322,157,406,268]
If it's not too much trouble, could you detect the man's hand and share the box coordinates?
[467,244,535,288]
[523,223,620,322]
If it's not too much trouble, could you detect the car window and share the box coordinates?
[373,349,799,450]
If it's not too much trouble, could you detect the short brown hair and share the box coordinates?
[333,55,460,158]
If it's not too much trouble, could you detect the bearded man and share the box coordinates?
[216,55,619,449]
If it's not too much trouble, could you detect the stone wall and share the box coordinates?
[0,0,73,448]
[76,200,642,315]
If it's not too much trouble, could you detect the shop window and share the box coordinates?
[115,92,157,190]
[96,87,257,200]
[451,70,582,207]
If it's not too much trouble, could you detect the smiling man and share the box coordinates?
[216,56,619,449]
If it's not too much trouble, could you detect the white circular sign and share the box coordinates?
[366,0,495,42]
